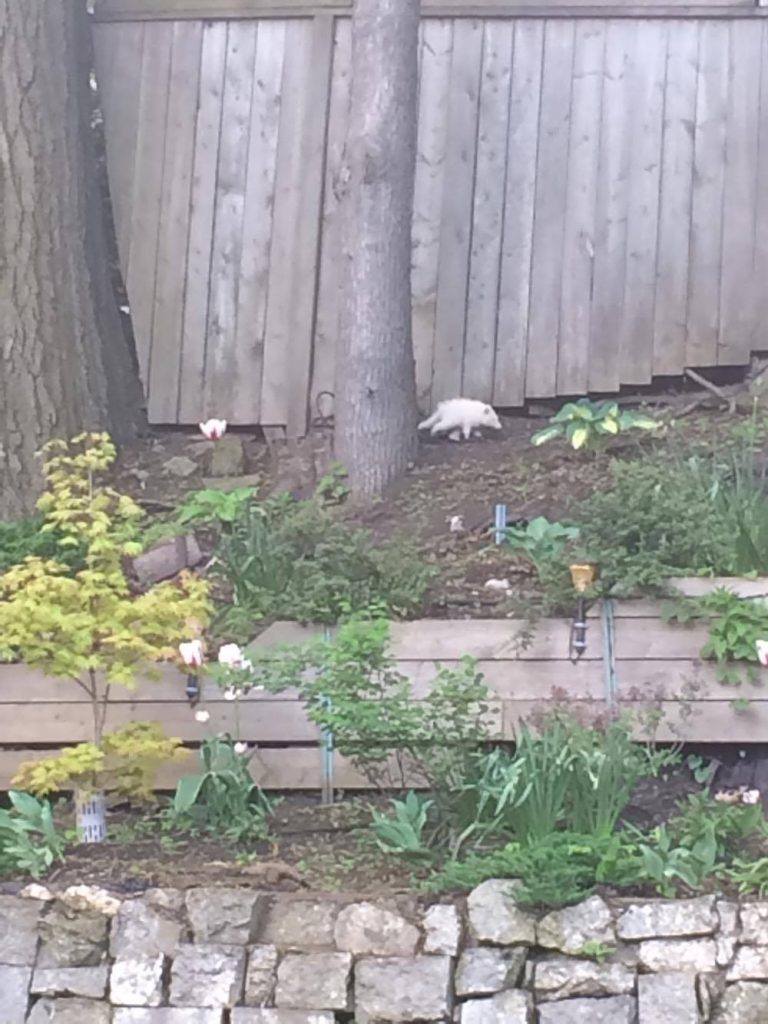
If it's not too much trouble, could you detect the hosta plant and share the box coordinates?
[531,399,659,451]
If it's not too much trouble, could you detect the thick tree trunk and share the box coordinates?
[335,0,420,500]
[0,0,144,519]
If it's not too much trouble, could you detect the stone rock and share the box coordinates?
[244,945,279,1006]
[275,951,352,1011]
[0,895,40,964]
[638,938,717,973]
[60,886,121,918]
[716,901,739,967]
[728,945,768,981]
[163,456,198,478]
[27,998,112,1024]
[455,947,526,996]
[537,995,637,1024]
[637,972,699,1023]
[534,957,635,1001]
[697,972,725,1022]
[110,955,165,1007]
[616,896,717,940]
[334,902,419,956]
[110,898,184,959]
[186,889,266,945]
[131,535,203,587]
[31,965,109,997]
[460,990,533,1024]
[114,1013,221,1024]
[202,473,263,493]
[19,883,54,902]
[169,944,246,1008]
[739,903,768,944]
[537,897,615,955]
[354,956,452,1023]
[423,903,461,956]
[232,1013,335,1024]
[37,905,109,967]
[0,964,31,1024]
[712,982,768,1023]
[208,436,246,478]
[261,899,339,950]
[467,880,537,946]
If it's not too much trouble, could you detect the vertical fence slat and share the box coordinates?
[125,22,174,388]
[411,19,454,411]
[556,20,604,396]
[617,20,666,386]
[588,19,635,392]
[687,20,729,369]
[178,21,227,423]
[93,23,145,278]
[525,20,575,398]
[652,20,698,377]
[719,21,762,366]
[463,21,513,402]
[494,19,543,407]
[755,24,768,335]
[432,18,483,404]
[311,17,353,413]
[148,21,203,423]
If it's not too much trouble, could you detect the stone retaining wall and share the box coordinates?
[1,882,767,1023]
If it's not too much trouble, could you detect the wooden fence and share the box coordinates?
[92,0,768,433]
[3,602,767,792]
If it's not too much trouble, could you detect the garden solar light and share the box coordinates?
[568,563,596,663]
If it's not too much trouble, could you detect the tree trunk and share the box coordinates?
[335,0,420,500]
[0,0,145,520]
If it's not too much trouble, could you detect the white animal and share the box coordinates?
[418,398,502,441]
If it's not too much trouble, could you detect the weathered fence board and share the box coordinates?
[4,606,768,791]
[94,10,768,430]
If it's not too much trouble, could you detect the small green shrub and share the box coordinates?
[504,517,579,570]
[576,458,736,594]
[0,515,84,576]
[371,792,434,862]
[0,791,65,877]
[531,399,658,451]
[173,736,275,843]
[214,495,433,628]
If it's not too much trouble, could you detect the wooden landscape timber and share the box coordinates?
[92,6,768,431]
[3,602,768,792]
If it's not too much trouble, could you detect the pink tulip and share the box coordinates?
[199,418,227,441]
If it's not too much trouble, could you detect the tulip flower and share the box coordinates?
[743,789,761,805]
[223,688,238,702]
[179,639,204,668]
[199,418,227,441]
[234,742,248,755]
[756,640,768,666]
[218,643,245,668]
[194,709,210,723]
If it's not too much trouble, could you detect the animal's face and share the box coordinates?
[482,405,502,430]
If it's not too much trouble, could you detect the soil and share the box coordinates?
[1,747,765,899]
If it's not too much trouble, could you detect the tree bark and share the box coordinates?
[335,0,420,500]
[0,0,145,520]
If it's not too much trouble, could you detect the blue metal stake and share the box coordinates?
[494,504,508,545]
[321,627,334,805]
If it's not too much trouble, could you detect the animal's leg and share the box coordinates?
[448,429,461,442]
[462,423,472,440]
[430,419,445,436]
[418,411,439,430]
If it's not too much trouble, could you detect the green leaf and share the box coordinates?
[531,426,562,447]
[173,774,206,814]
[570,426,590,450]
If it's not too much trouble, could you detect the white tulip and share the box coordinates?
[756,640,768,666]
[194,709,210,723]
[223,688,238,701]
[743,789,761,805]
[234,742,248,755]
[199,418,227,441]
[179,639,204,668]
[218,643,245,668]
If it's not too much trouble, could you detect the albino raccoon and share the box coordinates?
[418,398,502,441]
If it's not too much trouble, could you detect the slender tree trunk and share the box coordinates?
[335,0,420,500]
[0,0,144,520]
